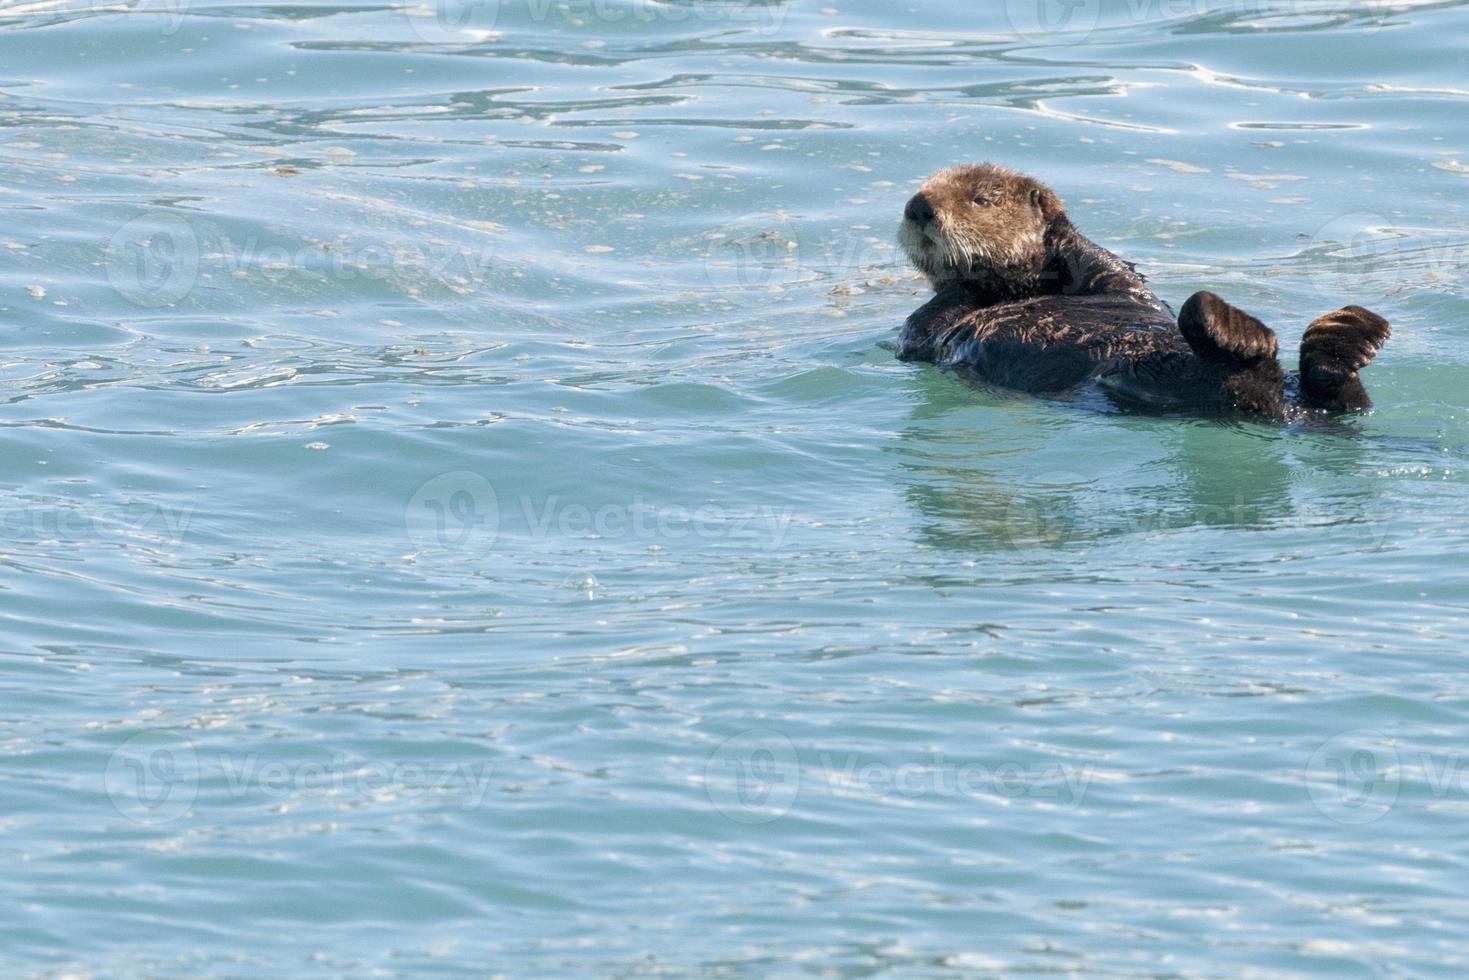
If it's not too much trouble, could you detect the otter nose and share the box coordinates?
[905,193,935,227]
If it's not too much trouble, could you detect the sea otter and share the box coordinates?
[897,163,1390,417]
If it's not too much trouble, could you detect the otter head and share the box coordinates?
[899,163,1065,290]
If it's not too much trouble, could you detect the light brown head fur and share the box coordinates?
[899,163,1066,290]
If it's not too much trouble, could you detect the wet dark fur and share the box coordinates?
[897,164,1390,419]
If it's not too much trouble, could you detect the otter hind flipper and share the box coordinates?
[1178,291,1278,363]
[1299,306,1391,411]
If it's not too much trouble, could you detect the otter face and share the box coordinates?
[899,163,1062,289]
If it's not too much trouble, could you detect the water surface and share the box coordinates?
[4,0,1469,974]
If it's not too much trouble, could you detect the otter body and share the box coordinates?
[897,164,1390,418]
[900,286,1184,393]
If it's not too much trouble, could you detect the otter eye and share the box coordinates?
[973,194,991,207]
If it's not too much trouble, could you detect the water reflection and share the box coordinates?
[891,367,1329,554]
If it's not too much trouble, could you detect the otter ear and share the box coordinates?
[1178,291,1278,363]
[1029,186,1062,221]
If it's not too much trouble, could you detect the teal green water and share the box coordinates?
[4,0,1469,974]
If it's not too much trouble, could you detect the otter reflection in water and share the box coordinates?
[897,163,1391,419]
